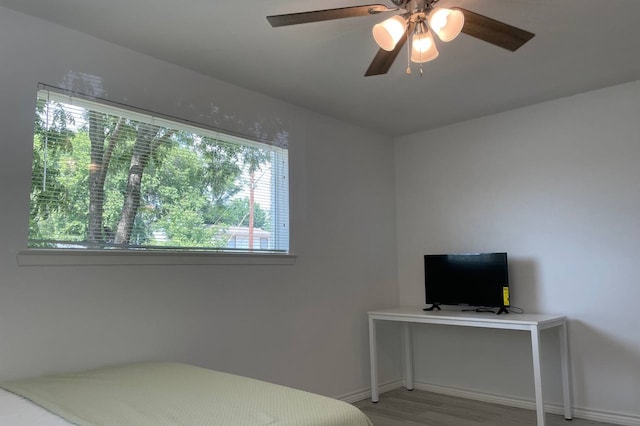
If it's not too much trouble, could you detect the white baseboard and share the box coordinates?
[336,379,403,404]
[412,381,640,425]
[340,380,640,426]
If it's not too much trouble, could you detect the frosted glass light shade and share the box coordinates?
[411,30,439,63]
[428,8,465,42]
[372,15,407,51]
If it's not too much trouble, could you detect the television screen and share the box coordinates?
[424,253,509,308]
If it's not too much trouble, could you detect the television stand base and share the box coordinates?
[423,304,441,311]
[461,307,510,315]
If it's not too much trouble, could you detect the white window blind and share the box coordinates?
[29,87,289,253]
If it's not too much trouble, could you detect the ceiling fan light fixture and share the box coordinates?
[372,15,407,51]
[428,7,465,42]
[267,3,535,77]
[411,29,439,63]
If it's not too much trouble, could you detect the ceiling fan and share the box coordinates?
[267,0,534,76]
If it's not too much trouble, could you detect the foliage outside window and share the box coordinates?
[29,88,289,253]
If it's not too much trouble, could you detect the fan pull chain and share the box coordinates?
[418,21,424,76]
[405,26,412,75]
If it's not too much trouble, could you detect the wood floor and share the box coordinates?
[353,388,617,426]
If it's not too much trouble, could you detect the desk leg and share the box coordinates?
[369,317,379,402]
[531,326,546,426]
[559,321,573,420]
[403,322,414,390]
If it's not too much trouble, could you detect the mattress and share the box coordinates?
[0,362,373,426]
[0,388,72,426]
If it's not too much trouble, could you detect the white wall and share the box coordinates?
[6,4,638,419]
[0,7,401,397]
[395,80,640,421]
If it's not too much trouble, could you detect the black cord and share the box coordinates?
[508,306,525,314]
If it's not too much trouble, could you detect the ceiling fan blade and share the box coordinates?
[267,4,393,27]
[365,21,415,76]
[453,7,534,52]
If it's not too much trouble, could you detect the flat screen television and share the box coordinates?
[424,252,510,313]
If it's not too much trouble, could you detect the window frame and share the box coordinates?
[21,84,295,265]
[17,249,296,266]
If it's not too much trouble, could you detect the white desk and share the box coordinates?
[368,307,572,426]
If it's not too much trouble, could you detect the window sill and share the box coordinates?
[17,249,297,266]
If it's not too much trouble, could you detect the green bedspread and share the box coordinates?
[1,362,373,426]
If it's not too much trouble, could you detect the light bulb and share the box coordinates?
[372,15,407,51]
[411,30,439,63]
[428,8,465,42]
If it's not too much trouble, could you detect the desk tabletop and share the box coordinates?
[369,306,566,327]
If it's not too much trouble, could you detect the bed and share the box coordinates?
[0,362,373,426]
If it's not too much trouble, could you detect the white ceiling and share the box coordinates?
[2,0,640,136]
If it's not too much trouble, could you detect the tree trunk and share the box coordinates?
[113,127,173,246]
[114,125,154,245]
[88,115,123,244]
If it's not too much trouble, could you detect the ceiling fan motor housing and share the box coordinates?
[392,0,438,14]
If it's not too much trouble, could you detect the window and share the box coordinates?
[29,86,289,254]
